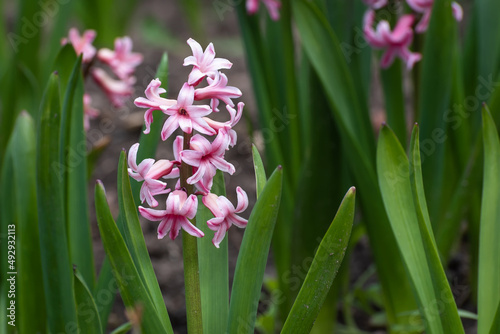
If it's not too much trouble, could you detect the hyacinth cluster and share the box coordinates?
[362,0,463,70]
[129,38,249,248]
[61,28,143,130]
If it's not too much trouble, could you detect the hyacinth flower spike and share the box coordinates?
[162,83,215,141]
[202,187,249,248]
[363,10,422,70]
[83,94,99,131]
[246,0,281,21]
[180,129,235,193]
[183,38,233,86]
[139,190,203,240]
[128,143,176,207]
[61,27,96,63]
[406,0,463,33]
[98,36,143,80]
[134,78,177,134]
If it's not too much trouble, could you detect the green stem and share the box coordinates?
[180,132,203,334]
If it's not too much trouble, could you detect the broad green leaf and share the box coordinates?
[36,73,77,331]
[478,107,500,333]
[489,300,500,334]
[117,151,172,331]
[197,171,228,334]
[94,181,170,333]
[282,187,355,333]
[94,257,116,334]
[52,44,78,97]
[131,53,169,206]
[227,166,283,334]
[60,55,95,289]
[252,144,266,197]
[417,0,455,223]
[381,62,406,145]
[74,268,103,334]
[377,125,464,334]
[10,113,46,333]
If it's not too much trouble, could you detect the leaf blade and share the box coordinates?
[282,187,355,333]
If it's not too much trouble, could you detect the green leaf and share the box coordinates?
[60,55,95,289]
[10,112,46,333]
[381,61,406,145]
[117,150,172,331]
[417,0,455,223]
[52,44,78,97]
[110,322,132,334]
[478,107,500,333]
[36,73,77,331]
[94,180,170,333]
[74,268,103,334]
[252,144,267,198]
[94,257,117,334]
[489,300,500,334]
[197,170,229,334]
[282,187,355,333]
[377,124,464,334]
[227,166,283,334]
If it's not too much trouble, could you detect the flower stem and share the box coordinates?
[180,131,203,334]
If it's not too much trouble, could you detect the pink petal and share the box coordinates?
[227,214,248,228]
[187,38,204,62]
[182,219,205,238]
[178,116,193,134]
[178,82,195,107]
[203,193,223,217]
[452,2,463,22]
[168,217,184,240]
[210,156,235,174]
[128,143,140,171]
[161,115,180,141]
[187,160,209,185]
[180,150,203,167]
[212,224,228,248]
[158,217,173,239]
[190,134,212,154]
[192,117,217,136]
[235,187,249,213]
[173,136,183,162]
[207,217,225,231]
[139,206,167,221]
[180,194,198,219]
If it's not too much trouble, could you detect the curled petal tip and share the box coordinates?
[277,165,282,170]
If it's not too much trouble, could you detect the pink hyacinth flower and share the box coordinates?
[183,38,233,86]
[406,0,463,33]
[363,10,422,70]
[194,72,242,112]
[83,94,99,131]
[139,190,203,240]
[363,0,388,9]
[180,130,235,193]
[128,143,175,207]
[246,0,281,21]
[204,102,244,147]
[91,67,135,108]
[61,28,96,63]
[134,78,177,134]
[202,187,249,248]
[162,83,215,141]
[98,36,143,80]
